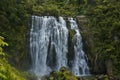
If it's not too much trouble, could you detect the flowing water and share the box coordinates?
[30,16,90,78]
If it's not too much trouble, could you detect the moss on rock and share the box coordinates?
[67,29,76,68]
[49,67,77,80]
[69,29,76,40]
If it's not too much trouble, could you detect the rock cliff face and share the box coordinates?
[76,15,94,73]
[76,15,106,74]
[76,16,119,78]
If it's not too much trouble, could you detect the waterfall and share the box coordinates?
[69,18,90,76]
[30,16,90,77]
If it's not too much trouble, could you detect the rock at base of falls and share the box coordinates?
[41,66,77,80]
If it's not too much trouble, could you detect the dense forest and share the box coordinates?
[0,0,120,80]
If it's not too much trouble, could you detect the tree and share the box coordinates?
[88,0,120,75]
[0,36,25,80]
[0,36,8,56]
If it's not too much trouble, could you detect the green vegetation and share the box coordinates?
[0,0,30,69]
[0,36,8,56]
[87,0,120,76]
[69,30,76,40]
[49,67,77,80]
[32,0,78,16]
[0,0,120,80]
[0,36,25,80]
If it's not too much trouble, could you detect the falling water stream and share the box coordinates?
[30,16,90,78]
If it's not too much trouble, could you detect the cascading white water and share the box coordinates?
[30,16,90,78]
[69,18,90,76]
